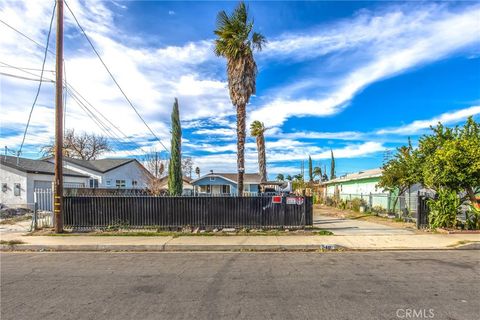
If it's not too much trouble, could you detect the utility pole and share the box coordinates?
[54,0,64,233]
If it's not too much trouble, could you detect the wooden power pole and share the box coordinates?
[54,0,64,233]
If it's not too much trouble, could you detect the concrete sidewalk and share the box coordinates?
[314,215,415,235]
[1,231,479,251]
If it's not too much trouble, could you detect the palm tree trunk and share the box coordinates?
[258,135,267,182]
[237,104,246,196]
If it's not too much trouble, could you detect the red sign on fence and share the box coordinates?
[272,196,282,204]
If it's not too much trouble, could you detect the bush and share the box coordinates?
[465,205,480,230]
[351,198,367,212]
[427,189,460,229]
[371,205,386,215]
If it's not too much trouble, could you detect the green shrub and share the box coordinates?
[465,205,480,230]
[427,189,460,229]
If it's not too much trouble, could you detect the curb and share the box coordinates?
[0,244,343,252]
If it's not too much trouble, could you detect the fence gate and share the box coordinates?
[416,194,429,229]
[33,189,54,228]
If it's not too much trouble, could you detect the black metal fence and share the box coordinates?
[63,195,313,229]
[416,195,430,228]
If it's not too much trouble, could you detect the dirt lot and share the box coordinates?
[314,204,419,231]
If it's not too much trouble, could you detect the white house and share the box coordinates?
[44,157,154,189]
[1,155,88,206]
[1,155,154,207]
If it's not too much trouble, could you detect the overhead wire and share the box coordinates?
[66,89,146,158]
[18,1,57,155]
[0,19,56,56]
[1,60,151,157]
[64,0,169,154]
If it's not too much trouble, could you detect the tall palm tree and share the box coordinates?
[250,120,267,182]
[276,174,284,181]
[214,2,266,195]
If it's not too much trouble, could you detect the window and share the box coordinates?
[222,185,230,194]
[89,179,99,188]
[14,183,21,196]
[132,180,138,187]
[106,180,111,187]
[199,185,210,193]
[1,183,7,192]
[116,180,126,188]
[210,177,216,181]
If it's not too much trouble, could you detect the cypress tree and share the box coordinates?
[330,149,336,180]
[168,98,183,196]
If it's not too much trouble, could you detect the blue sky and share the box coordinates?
[0,0,479,178]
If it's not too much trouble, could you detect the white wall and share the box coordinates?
[1,165,88,206]
[27,173,87,203]
[62,162,103,185]
[0,165,28,205]
[102,161,151,189]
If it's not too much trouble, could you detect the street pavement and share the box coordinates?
[1,251,479,320]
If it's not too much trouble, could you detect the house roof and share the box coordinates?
[62,157,136,173]
[1,155,89,177]
[191,172,261,185]
[322,168,383,185]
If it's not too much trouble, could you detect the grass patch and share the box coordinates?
[36,229,334,237]
[0,239,25,245]
[312,230,334,236]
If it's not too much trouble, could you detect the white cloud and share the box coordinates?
[0,0,229,155]
[377,105,480,135]
[251,3,480,126]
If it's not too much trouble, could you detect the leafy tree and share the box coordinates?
[313,166,322,181]
[41,129,111,160]
[250,120,267,182]
[285,175,293,181]
[308,156,313,182]
[330,150,336,180]
[276,174,284,181]
[168,98,183,196]
[378,139,417,195]
[214,2,266,195]
[418,117,480,203]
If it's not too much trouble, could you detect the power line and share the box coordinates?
[1,61,151,157]
[67,89,146,158]
[0,19,56,56]
[65,83,150,155]
[0,63,55,73]
[0,72,55,83]
[18,1,57,155]
[64,0,169,155]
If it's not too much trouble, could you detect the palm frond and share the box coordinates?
[252,32,266,51]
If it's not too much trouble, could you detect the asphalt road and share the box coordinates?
[1,251,479,320]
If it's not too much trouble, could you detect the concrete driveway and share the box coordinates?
[314,215,415,235]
